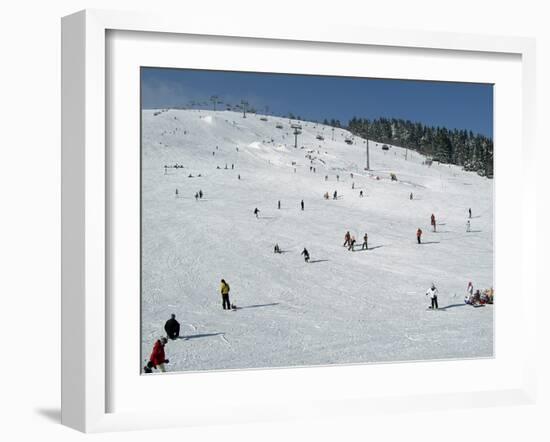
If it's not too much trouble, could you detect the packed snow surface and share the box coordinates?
[141,109,494,372]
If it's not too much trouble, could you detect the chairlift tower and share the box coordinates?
[241,100,249,118]
[291,124,302,148]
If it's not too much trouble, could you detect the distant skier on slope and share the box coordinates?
[175,189,179,197]
[362,233,368,250]
[149,337,169,372]
[343,231,351,247]
[301,248,310,263]
[466,220,471,232]
[199,190,203,199]
[431,213,436,232]
[426,284,439,309]
[254,208,260,218]
[301,200,304,211]
[220,279,231,310]
[274,243,281,254]
[278,200,281,210]
[194,192,199,201]
[333,190,338,200]
[164,314,180,340]
[352,182,355,189]
[410,192,413,200]
[468,208,472,218]
[417,228,423,244]
[359,190,364,197]
[348,236,356,251]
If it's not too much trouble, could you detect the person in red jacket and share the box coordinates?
[417,228,423,244]
[149,337,169,372]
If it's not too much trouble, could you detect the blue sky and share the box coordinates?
[141,68,493,138]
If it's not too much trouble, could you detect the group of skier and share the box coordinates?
[343,231,368,251]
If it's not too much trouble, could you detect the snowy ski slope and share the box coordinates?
[141,109,494,372]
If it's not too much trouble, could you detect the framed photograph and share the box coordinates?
[62,9,537,433]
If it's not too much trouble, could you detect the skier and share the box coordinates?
[417,228,423,244]
[350,173,354,178]
[199,190,203,199]
[348,236,356,251]
[278,200,281,210]
[175,189,179,197]
[337,175,340,182]
[469,208,472,219]
[164,314,180,340]
[232,164,234,170]
[254,208,260,218]
[300,200,304,211]
[301,248,310,263]
[149,337,169,372]
[410,192,413,200]
[220,279,231,310]
[333,190,338,200]
[212,152,215,156]
[164,165,168,175]
[343,231,351,247]
[362,233,368,250]
[466,220,471,232]
[359,190,364,197]
[431,213,436,232]
[194,192,199,201]
[426,284,439,309]
[238,174,241,180]
[467,281,474,298]
[325,175,328,181]
[352,182,355,189]
[274,243,281,254]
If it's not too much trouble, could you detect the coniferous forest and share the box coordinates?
[326,117,493,178]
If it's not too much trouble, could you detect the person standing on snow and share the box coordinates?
[220,279,231,310]
[274,243,281,254]
[359,190,364,197]
[362,233,368,250]
[410,192,413,200]
[164,314,180,340]
[199,189,203,199]
[254,208,260,218]
[278,200,281,210]
[426,284,439,309]
[431,213,436,232]
[300,200,304,211]
[149,337,169,372]
[333,190,338,200]
[343,231,351,247]
[468,208,472,218]
[301,248,310,263]
[416,228,423,244]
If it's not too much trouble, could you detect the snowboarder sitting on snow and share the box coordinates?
[149,337,169,372]
[254,208,260,218]
[301,248,310,263]
[426,284,439,309]
[416,228,423,244]
[164,314,180,340]
[274,243,281,254]
[220,279,231,310]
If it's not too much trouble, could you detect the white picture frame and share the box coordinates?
[61,9,537,433]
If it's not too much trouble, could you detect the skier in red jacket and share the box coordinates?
[149,337,169,372]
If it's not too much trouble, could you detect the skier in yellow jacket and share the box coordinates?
[220,279,231,310]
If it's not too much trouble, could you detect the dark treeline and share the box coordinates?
[327,117,493,178]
